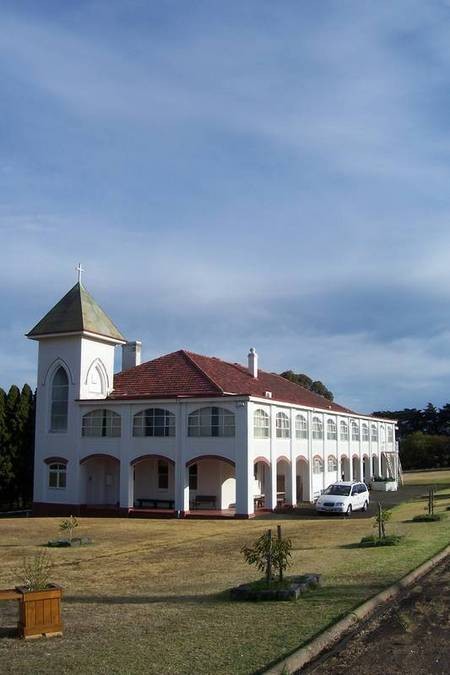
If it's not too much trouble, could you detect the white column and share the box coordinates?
[119,461,133,511]
[359,418,364,481]
[267,404,277,509]
[175,402,189,513]
[348,416,353,482]
[368,418,373,481]
[288,408,296,506]
[119,405,133,511]
[235,401,254,517]
[307,409,313,502]
[322,414,327,492]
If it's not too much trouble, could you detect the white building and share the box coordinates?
[28,280,398,518]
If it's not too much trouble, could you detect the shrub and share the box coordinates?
[59,515,79,543]
[359,534,402,547]
[412,513,442,522]
[20,550,53,591]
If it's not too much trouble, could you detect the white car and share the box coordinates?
[315,481,370,516]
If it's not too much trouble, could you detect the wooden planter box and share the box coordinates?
[15,584,63,639]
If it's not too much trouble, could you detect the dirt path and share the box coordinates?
[303,555,450,675]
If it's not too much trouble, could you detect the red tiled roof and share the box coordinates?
[110,349,355,414]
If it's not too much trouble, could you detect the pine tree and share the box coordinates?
[0,387,15,504]
[14,385,35,505]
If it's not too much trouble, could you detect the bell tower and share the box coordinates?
[26,268,126,509]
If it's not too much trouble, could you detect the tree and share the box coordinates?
[0,384,35,508]
[241,527,292,584]
[0,387,12,504]
[311,380,334,401]
[280,371,334,401]
[422,403,439,435]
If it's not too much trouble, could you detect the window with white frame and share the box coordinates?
[351,422,360,441]
[340,420,349,441]
[48,462,66,489]
[327,419,337,440]
[82,410,121,437]
[380,426,385,444]
[327,455,337,472]
[313,456,324,473]
[133,408,175,437]
[312,416,323,439]
[50,366,69,432]
[276,412,290,438]
[387,426,394,442]
[254,409,270,438]
[371,424,378,442]
[362,423,369,442]
[188,407,235,437]
[295,414,308,439]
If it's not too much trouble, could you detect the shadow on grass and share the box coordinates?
[0,626,18,639]
[63,581,386,609]
[63,591,226,605]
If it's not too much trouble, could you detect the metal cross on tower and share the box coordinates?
[76,263,84,283]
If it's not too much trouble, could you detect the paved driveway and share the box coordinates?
[259,483,430,519]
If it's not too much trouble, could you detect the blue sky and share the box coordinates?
[2,0,450,412]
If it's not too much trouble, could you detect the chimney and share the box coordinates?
[248,347,258,378]
[122,340,142,371]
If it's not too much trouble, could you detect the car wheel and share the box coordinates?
[346,505,352,517]
[362,501,369,512]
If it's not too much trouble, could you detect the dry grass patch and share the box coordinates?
[0,484,449,674]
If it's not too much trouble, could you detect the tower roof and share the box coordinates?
[26,282,126,343]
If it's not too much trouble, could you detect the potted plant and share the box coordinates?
[16,551,63,639]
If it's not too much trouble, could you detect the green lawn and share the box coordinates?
[0,472,449,675]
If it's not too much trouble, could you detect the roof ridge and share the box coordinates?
[181,350,225,394]
[186,350,347,411]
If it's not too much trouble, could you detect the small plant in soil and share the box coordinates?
[413,487,443,522]
[241,525,292,584]
[233,526,318,600]
[48,515,92,547]
[359,503,401,547]
[59,515,79,543]
[20,550,53,591]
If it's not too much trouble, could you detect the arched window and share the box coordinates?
[327,455,337,472]
[313,456,324,474]
[371,424,378,442]
[387,426,394,443]
[295,414,308,439]
[133,409,175,437]
[312,417,323,439]
[340,420,349,441]
[188,407,235,437]
[351,422,360,441]
[51,366,69,432]
[327,419,337,440]
[362,423,369,442]
[276,412,290,438]
[48,463,66,489]
[254,409,270,438]
[82,410,121,437]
